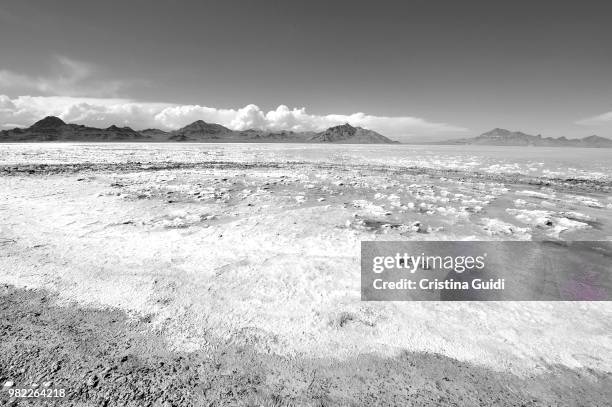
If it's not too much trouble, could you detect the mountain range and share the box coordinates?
[3,119,610,147]
[434,128,612,148]
[0,117,397,144]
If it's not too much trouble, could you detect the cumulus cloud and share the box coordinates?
[0,95,172,130]
[0,95,468,141]
[0,56,126,97]
[154,103,468,139]
[153,104,239,129]
[575,111,612,126]
[0,57,467,139]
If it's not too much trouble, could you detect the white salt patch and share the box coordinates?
[387,194,401,207]
[554,217,590,236]
[352,200,387,216]
[565,194,604,208]
[436,206,471,219]
[507,209,554,227]
[516,190,555,199]
[507,209,590,237]
[480,218,531,240]
[513,199,528,207]
[559,211,594,222]
[489,186,509,195]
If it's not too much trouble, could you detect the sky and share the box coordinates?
[1,0,611,141]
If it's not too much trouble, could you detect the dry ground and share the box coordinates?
[1,144,611,406]
[1,285,611,406]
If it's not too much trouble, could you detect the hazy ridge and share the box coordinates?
[433,128,612,148]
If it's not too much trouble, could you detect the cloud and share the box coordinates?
[0,95,468,141]
[0,56,126,97]
[0,57,467,139]
[575,111,612,126]
[154,103,468,139]
[0,95,171,130]
[153,104,240,129]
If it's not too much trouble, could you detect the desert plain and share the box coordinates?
[1,142,611,406]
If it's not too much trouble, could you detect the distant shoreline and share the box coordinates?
[1,140,611,148]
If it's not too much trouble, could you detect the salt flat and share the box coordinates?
[1,143,611,377]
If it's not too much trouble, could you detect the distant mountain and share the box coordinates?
[166,121,394,144]
[30,116,66,129]
[139,128,170,140]
[434,128,612,148]
[0,117,397,144]
[309,123,397,144]
[578,135,612,148]
[0,116,151,142]
[169,120,233,141]
[236,129,312,142]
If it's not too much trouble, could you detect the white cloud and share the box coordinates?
[575,111,612,126]
[0,56,126,97]
[154,103,468,139]
[0,95,171,130]
[0,95,468,141]
[153,104,239,129]
[231,104,268,130]
[0,57,468,139]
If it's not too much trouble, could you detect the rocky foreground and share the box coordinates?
[1,285,610,406]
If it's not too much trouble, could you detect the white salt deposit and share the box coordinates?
[1,143,611,377]
[480,218,531,240]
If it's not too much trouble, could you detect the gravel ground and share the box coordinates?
[1,285,611,406]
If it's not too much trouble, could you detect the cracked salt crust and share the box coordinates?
[1,143,611,377]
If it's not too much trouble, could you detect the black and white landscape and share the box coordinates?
[433,128,612,147]
[1,116,397,144]
[5,117,612,147]
[1,1,611,406]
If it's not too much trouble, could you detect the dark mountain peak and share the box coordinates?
[176,120,231,133]
[141,128,166,133]
[31,116,66,129]
[577,135,612,147]
[313,124,357,142]
[583,135,606,141]
[106,125,136,132]
[169,120,233,140]
[310,123,395,144]
[2,117,396,144]
[1,116,151,141]
[479,128,530,138]
[490,127,511,134]
[327,123,358,134]
[436,129,612,148]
